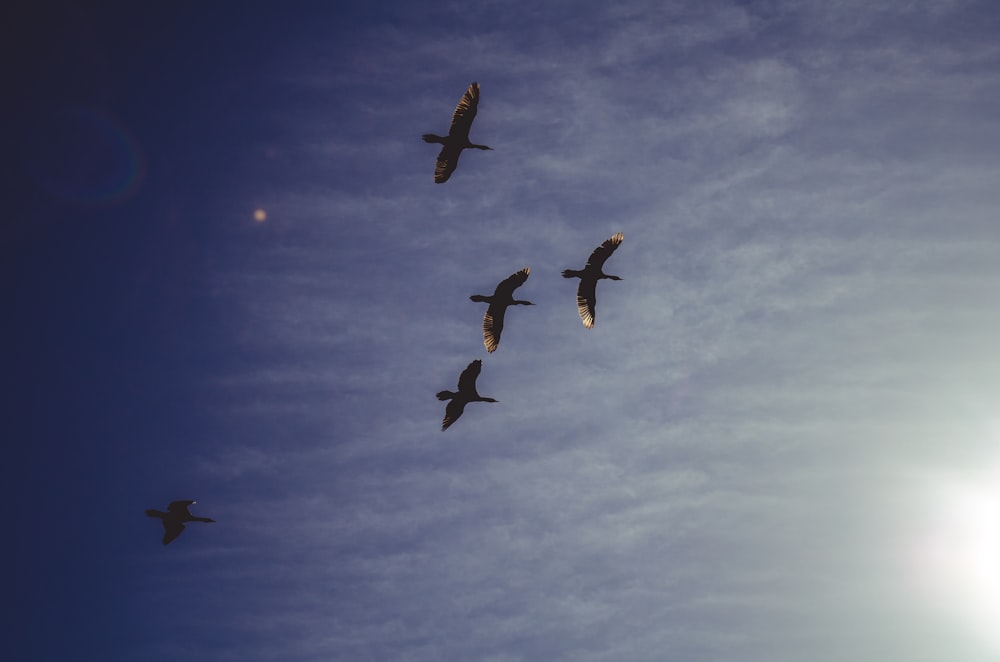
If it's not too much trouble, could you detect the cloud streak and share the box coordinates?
[144,1,1000,660]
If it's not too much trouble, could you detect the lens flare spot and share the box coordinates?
[253,209,267,222]
[24,107,144,204]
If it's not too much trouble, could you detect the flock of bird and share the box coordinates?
[148,81,624,544]
[429,82,625,430]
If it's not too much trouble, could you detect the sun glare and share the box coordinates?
[253,208,267,222]
[906,461,1000,652]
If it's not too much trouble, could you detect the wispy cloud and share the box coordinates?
[157,1,1000,660]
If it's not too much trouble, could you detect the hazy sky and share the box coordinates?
[7,1,1000,660]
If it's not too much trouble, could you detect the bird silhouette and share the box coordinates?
[562,232,624,328]
[470,268,533,353]
[422,81,492,183]
[145,500,216,545]
[436,359,498,430]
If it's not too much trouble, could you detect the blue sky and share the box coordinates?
[7,1,1000,660]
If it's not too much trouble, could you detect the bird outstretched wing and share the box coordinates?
[434,145,462,183]
[576,279,598,329]
[456,359,482,393]
[483,306,506,353]
[162,521,185,545]
[448,81,480,140]
[493,267,530,298]
[585,232,624,270]
[442,399,468,431]
[167,500,195,516]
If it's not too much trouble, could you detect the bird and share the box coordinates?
[470,267,534,353]
[422,81,492,183]
[145,500,216,545]
[436,359,498,430]
[562,232,624,328]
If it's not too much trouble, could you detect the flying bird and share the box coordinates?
[470,267,534,352]
[436,359,498,430]
[422,81,492,183]
[562,232,624,328]
[145,500,216,545]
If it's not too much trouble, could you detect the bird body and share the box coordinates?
[469,267,533,352]
[422,81,492,183]
[145,500,215,545]
[436,359,498,430]
[562,232,624,328]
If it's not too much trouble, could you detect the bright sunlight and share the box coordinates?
[906,459,1000,653]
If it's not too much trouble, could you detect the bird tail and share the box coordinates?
[422,133,445,144]
[145,509,166,519]
[194,517,216,523]
[436,390,456,401]
[562,269,582,278]
[469,295,490,303]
